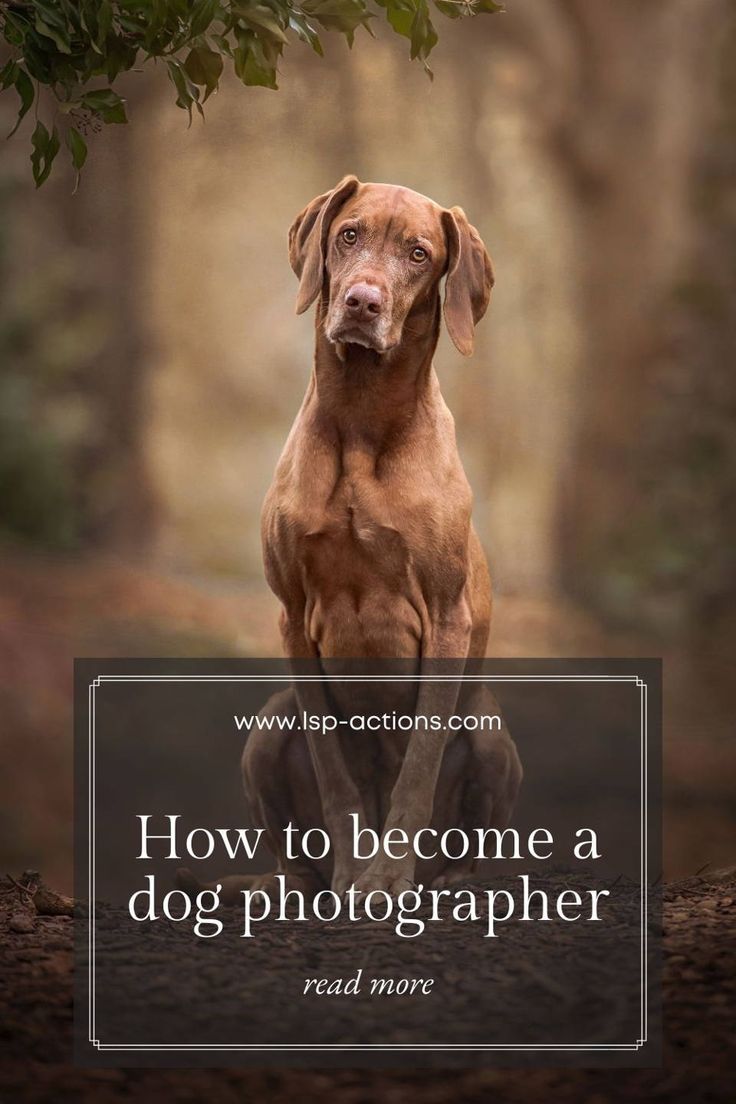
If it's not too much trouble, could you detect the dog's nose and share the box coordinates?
[344,283,383,320]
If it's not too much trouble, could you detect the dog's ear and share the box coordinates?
[288,175,360,315]
[441,206,494,357]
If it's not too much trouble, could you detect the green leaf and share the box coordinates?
[34,5,72,54]
[184,45,223,100]
[382,1,413,40]
[211,33,234,58]
[98,35,139,81]
[81,87,128,123]
[233,25,282,88]
[66,125,87,170]
[8,69,35,138]
[21,34,54,83]
[288,14,324,55]
[235,4,289,45]
[410,0,438,61]
[434,0,503,13]
[96,0,113,51]
[190,0,219,38]
[301,0,374,38]
[472,0,504,12]
[3,10,31,47]
[0,60,19,90]
[66,124,87,193]
[433,1,462,19]
[30,120,60,187]
[166,58,203,122]
[242,52,278,88]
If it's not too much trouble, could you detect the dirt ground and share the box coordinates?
[1,550,734,1099]
[1,869,735,1102]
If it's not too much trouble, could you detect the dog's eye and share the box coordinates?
[342,228,357,245]
[411,246,428,263]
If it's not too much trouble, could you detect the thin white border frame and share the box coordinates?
[85,672,650,1054]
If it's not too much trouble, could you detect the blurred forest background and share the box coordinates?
[0,0,734,892]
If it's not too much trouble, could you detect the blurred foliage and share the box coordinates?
[0,0,502,186]
[597,8,736,634]
[0,176,109,548]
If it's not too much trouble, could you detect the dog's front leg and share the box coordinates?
[281,615,370,895]
[353,609,471,897]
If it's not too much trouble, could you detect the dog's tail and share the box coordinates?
[175,866,262,906]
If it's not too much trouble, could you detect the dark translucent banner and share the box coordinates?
[74,659,661,1067]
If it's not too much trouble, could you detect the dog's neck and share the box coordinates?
[309,292,442,445]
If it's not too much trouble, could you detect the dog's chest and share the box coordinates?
[303,455,412,581]
[289,456,426,656]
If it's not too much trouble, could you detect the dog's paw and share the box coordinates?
[175,866,203,897]
[351,862,416,900]
[429,868,472,891]
[330,859,370,898]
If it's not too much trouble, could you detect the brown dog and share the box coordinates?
[180,177,521,903]
[237,176,522,899]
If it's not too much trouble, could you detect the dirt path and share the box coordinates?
[1,871,734,1102]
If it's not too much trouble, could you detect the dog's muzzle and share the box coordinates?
[326,282,395,353]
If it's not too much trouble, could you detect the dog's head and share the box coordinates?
[288,175,494,357]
